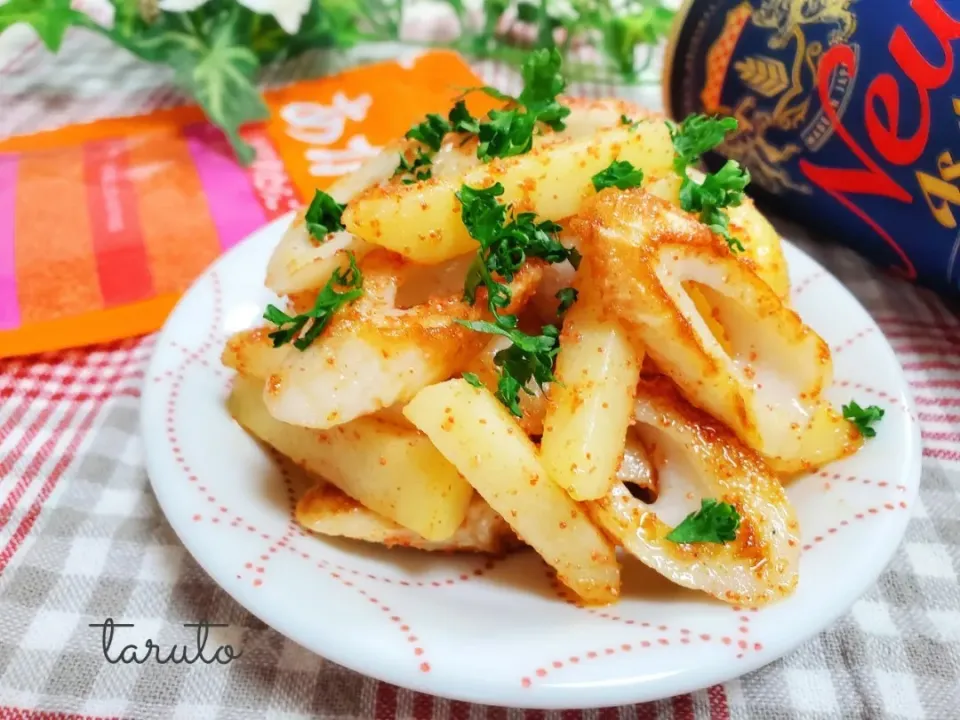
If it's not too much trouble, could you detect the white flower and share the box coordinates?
[237,0,311,34]
[156,0,310,35]
[156,0,210,11]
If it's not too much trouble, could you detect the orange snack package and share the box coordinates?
[0,50,489,358]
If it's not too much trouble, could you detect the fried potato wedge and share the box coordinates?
[229,377,473,541]
[587,377,801,606]
[221,327,288,381]
[263,251,542,429]
[404,379,621,604]
[644,171,790,299]
[574,189,860,474]
[343,121,674,263]
[541,259,642,501]
[297,482,522,554]
[263,146,401,294]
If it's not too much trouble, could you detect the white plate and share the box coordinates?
[141,212,921,710]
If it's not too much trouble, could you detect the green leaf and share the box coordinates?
[478,109,537,160]
[592,160,644,191]
[669,114,739,175]
[165,9,268,166]
[679,158,750,253]
[304,190,346,242]
[395,148,434,184]
[449,100,480,134]
[842,401,885,438]
[604,7,676,76]
[406,113,452,152]
[666,499,741,544]
[264,251,364,350]
[0,0,84,51]
[462,372,484,389]
[555,287,578,316]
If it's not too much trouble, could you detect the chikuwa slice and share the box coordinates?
[574,189,861,475]
[587,377,801,606]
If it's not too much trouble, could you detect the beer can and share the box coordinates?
[663,0,960,295]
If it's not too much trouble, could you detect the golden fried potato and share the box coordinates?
[343,122,674,263]
[263,251,542,430]
[221,327,288,381]
[404,379,621,604]
[229,377,473,541]
[297,482,521,554]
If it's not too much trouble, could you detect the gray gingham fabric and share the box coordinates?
[2,19,960,720]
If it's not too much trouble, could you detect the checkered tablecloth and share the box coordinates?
[2,19,960,720]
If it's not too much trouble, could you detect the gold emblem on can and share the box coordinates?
[700,0,859,195]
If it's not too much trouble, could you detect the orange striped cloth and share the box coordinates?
[0,50,485,358]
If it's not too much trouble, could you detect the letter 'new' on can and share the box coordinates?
[663,0,960,295]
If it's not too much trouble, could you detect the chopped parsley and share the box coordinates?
[478,109,538,161]
[843,401,885,438]
[303,189,345,243]
[263,252,363,351]
[457,182,579,309]
[556,287,578,316]
[679,159,749,253]
[620,114,641,130]
[449,100,480,134]
[668,114,749,253]
[405,113,451,152]
[665,498,741,544]
[592,160,645,191]
[473,48,571,161]
[459,319,560,417]
[669,114,738,176]
[462,372,484,389]
[454,180,579,416]
[395,148,433,184]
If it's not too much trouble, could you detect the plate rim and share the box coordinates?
[140,212,922,709]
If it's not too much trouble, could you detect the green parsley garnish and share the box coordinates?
[665,499,741,544]
[405,113,451,152]
[515,47,571,130]
[457,182,580,309]
[449,100,480,134]
[669,114,738,176]
[679,159,749,253]
[478,110,538,161]
[474,48,571,161]
[395,148,433,184]
[842,401,885,438]
[592,160,644,191]
[263,252,363,351]
[556,287,578,316]
[620,114,641,130]
[462,372,484,389]
[668,114,749,253]
[303,189,345,243]
[454,180,579,416]
[458,319,560,417]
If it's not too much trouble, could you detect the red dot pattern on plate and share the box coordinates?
[834,379,916,422]
[801,501,909,552]
[791,271,826,296]
[832,328,877,354]
[518,606,765,688]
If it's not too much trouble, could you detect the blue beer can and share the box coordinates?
[663,0,960,294]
